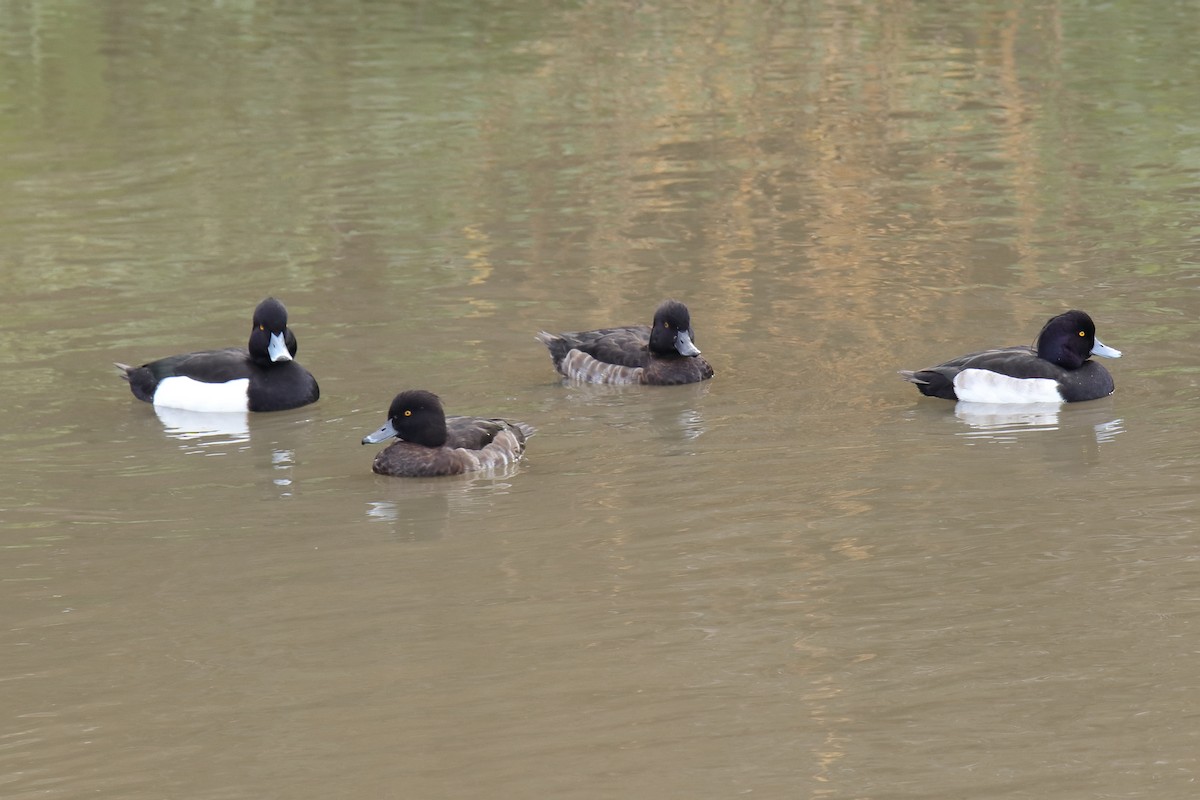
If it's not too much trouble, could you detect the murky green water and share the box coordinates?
[3,1,1200,797]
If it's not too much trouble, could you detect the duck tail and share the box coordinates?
[535,331,570,367]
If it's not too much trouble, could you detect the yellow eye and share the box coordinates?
[404,409,412,416]
[1078,331,1086,337]
[259,324,265,331]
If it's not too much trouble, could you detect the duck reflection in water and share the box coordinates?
[953,400,1124,446]
[559,380,710,445]
[153,405,250,444]
[149,406,299,496]
[365,474,522,541]
[954,401,1062,430]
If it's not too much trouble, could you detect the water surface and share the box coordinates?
[3,2,1200,798]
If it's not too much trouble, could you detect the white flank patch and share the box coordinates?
[953,369,1061,404]
[153,376,251,412]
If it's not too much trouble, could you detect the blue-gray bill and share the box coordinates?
[267,331,292,362]
[362,419,397,445]
[675,330,701,357]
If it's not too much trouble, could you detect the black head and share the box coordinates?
[248,297,297,364]
[648,299,702,358]
[1035,310,1121,369]
[361,389,448,448]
